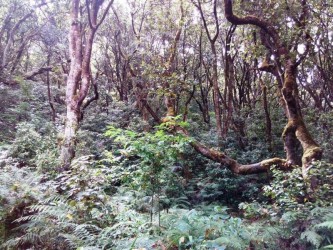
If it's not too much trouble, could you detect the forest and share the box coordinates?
[0,0,333,249]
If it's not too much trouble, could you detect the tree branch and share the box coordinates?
[24,66,53,80]
[96,0,114,30]
[223,0,280,50]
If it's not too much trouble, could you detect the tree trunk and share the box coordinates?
[59,0,113,167]
[46,53,56,122]
[211,44,223,142]
[60,104,79,168]
[161,3,183,120]
[260,78,272,151]
[281,61,322,176]
[194,0,222,141]
[59,0,81,167]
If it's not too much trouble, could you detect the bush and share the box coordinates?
[0,166,47,245]
[8,122,59,173]
[3,156,115,250]
[263,161,333,212]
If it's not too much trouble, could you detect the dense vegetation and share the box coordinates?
[0,0,333,249]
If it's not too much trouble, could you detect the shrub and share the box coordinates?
[2,156,114,250]
[8,122,59,173]
[0,166,47,245]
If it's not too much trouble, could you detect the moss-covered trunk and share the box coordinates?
[282,61,322,177]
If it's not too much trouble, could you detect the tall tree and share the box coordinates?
[60,0,113,168]
[222,0,322,177]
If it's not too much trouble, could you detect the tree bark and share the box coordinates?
[161,3,184,119]
[191,139,288,174]
[281,61,322,176]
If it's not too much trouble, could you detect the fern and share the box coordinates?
[323,245,333,249]
[3,196,107,250]
[301,230,323,248]
[159,207,263,249]
[1,156,115,250]
[316,221,333,230]
[0,165,47,245]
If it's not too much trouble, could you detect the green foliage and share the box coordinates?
[238,201,269,219]
[0,82,64,144]
[263,166,307,210]
[4,197,109,250]
[0,165,46,244]
[2,156,114,250]
[185,160,267,207]
[230,102,286,162]
[8,122,59,173]
[55,156,111,215]
[306,161,333,206]
[161,206,257,250]
[277,207,333,249]
[264,161,333,211]
[304,109,333,163]
[105,125,189,199]
[0,86,20,142]
[99,188,155,249]
[254,161,333,249]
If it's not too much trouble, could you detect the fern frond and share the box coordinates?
[323,245,333,249]
[59,233,81,249]
[2,232,41,249]
[301,230,323,248]
[74,224,101,242]
[315,221,333,230]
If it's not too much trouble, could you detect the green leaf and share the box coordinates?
[315,221,333,230]
[301,230,323,248]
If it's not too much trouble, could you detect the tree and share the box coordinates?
[149,0,323,178]
[223,0,322,177]
[0,0,51,86]
[60,0,113,168]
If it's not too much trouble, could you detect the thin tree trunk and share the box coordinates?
[46,53,56,122]
[211,44,223,142]
[60,0,82,168]
[260,78,272,151]
[193,0,222,141]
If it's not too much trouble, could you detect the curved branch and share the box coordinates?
[25,66,53,80]
[174,126,290,175]
[0,66,53,85]
[192,0,219,43]
[82,72,99,111]
[223,0,280,49]
[192,140,288,174]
